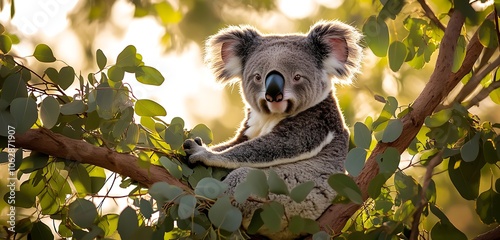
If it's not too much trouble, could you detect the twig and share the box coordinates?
[417,0,446,31]
[409,151,443,240]
[453,56,500,104]
[466,80,500,108]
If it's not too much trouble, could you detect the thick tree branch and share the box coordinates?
[14,128,191,192]
[317,10,474,234]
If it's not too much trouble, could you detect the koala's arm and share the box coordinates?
[184,98,344,169]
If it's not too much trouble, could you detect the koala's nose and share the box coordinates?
[265,71,284,102]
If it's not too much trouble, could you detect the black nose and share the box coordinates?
[265,71,284,102]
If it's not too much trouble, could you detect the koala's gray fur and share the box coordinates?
[183,20,362,239]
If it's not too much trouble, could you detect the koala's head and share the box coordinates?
[205,21,362,116]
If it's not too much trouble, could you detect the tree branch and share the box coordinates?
[453,55,500,104]
[318,9,472,234]
[417,0,446,31]
[14,128,192,192]
[409,151,443,240]
[473,225,500,240]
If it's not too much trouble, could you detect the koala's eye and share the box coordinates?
[255,74,262,81]
[293,74,302,81]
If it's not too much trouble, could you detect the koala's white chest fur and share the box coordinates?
[244,111,286,139]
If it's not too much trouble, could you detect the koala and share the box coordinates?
[183,20,362,239]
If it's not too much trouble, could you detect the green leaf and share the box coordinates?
[39,96,60,129]
[476,188,500,224]
[116,45,138,67]
[245,169,269,198]
[97,214,119,237]
[247,209,264,234]
[60,100,86,115]
[452,35,466,73]
[381,119,403,143]
[154,2,182,24]
[353,122,371,149]
[394,171,419,203]
[164,123,184,150]
[88,165,106,194]
[10,98,37,134]
[478,20,498,49]
[460,133,480,162]
[490,88,500,104]
[267,169,289,195]
[376,147,400,174]
[345,147,367,177]
[30,221,54,239]
[135,66,165,86]
[108,65,125,82]
[149,182,183,204]
[208,196,242,232]
[368,173,391,199]
[430,221,467,240]
[68,199,98,228]
[363,15,389,57]
[260,201,285,233]
[194,177,228,199]
[135,99,166,117]
[388,41,408,72]
[1,74,28,103]
[159,156,183,179]
[96,83,115,119]
[19,153,48,173]
[312,231,330,240]
[328,173,363,204]
[425,108,453,128]
[483,140,499,164]
[373,96,398,129]
[96,49,107,70]
[189,124,213,145]
[178,195,197,219]
[379,0,405,20]
[118,206,139,240]
[234,181,252,204]
[33,44,56,62]
[0,34,12,53]
[68,164,92,195]
[448,155,485,200]
[58,66,75,90]
[290,181,315,203]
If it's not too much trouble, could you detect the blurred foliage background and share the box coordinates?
[0,0,499,238]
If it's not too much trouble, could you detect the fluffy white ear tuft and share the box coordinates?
[205,26,261,84]
[308,20,363,84]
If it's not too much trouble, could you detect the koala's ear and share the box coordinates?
[205,25,261,84]
[308,20,363,84]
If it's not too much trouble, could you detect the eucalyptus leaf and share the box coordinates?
[33,44,56,62]
[328,174,363,204]
[345,147,367,177]
[39,96,60,129]
[135,99,166,117]
[290,181,315,203]
[68,199,98,228]
[96,49,107,70]
[208,196,242,232]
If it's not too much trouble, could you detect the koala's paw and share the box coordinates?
[183,138,210,165]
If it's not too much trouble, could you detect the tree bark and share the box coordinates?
[14,128,191,192]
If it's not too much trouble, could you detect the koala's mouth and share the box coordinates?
[259,99,293,114]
